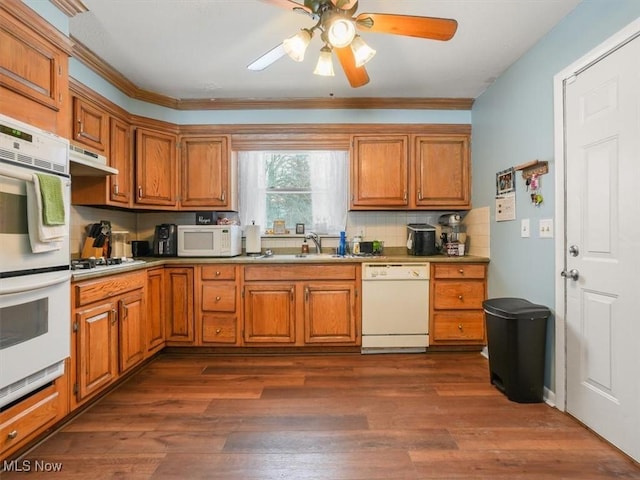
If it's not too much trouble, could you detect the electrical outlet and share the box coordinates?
[521,218,530,238]
[539,218,554,238]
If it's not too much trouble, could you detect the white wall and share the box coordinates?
[471,0,640,389]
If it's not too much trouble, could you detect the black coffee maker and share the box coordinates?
[153,224,177,256]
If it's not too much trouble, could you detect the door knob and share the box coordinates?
[561,269,579,281]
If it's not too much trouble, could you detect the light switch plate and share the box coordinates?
[521,219,530,238]
[539,218,554,238]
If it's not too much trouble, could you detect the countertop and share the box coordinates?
[71,252,489,281]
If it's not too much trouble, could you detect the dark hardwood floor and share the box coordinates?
[6,352,640,479]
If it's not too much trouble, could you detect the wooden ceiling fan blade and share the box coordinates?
[356,13,458,41]
[247,43,286,71]
[335,46,369,88]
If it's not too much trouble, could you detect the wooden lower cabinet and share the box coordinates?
[429,263,487,347]
[71,271,146,408]
[146,267,166,355]
[165,266,195,344]
[304,283,358,344]
[0,379,67,461]
[243,265,360,347]
[243,283,297,344]
[198,265,240,345]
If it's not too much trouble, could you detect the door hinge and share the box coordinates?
[73,321,79,332]
[566,74,578,85]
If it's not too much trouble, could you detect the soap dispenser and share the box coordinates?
[301,239,310,254]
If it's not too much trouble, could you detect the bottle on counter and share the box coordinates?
[301,239,310,254]
[338,231,347,256]
[351,235,361,255]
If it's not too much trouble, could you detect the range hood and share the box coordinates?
[69,144,118,176]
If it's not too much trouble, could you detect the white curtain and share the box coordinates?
[238,150,347,233]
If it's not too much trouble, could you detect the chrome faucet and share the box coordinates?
[305,232,322,254]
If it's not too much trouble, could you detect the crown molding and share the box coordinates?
[49,0,88,17]
[1,0,73,54]
[71,37,474,111]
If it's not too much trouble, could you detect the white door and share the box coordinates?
[564,34,640,461]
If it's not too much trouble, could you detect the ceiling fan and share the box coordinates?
[248,0,458,88]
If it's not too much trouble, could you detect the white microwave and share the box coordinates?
[177,225,242,257]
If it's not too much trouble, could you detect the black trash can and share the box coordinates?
[483,298,550,403]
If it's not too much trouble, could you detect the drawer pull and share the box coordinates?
[216,271,221,276]
[458,295,464,300]
[458,324,463,331]
[215,328,221,334]
[458,269,464,275]
[8,430,18,440]
[215,296,221,302]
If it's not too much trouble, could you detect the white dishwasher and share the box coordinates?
[361,263,430,353]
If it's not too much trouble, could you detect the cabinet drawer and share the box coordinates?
[433,263,485,279]
[202,314,237,343]
[74,271,145,307]
[201,265,236,281]
[201,284,237,312]
[0,387,59,454]
[244,264,356,281]
[433,280,485,309]
[432,311,485,342]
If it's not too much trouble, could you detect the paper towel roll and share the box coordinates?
[245,224,261,254]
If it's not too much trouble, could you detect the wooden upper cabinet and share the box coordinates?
[180,135,230,208]
[350,135,409,208]
[108,117,132,206]
[0,1,71,136]
[135,127,178,207]
[412,135,470,209]
[73,97,109,152]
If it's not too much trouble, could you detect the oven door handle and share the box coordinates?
[0,272,70,295]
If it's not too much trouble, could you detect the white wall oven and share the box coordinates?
[0,113,71,408]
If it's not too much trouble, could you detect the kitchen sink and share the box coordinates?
[249,253,344,261]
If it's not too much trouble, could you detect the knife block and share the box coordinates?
[81,238,103,259]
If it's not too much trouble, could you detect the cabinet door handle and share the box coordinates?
[77,120,83,136]
[418,190,423,201]
[7,430,18,440]
[290,288,294,301]
[304,287,309,302]
[111,308,117,324]
[138,186,143,198]
[113,183,119,195]
[220,191,226,202]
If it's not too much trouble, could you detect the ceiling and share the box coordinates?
[69,0,582,102]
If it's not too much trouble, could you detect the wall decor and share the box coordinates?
[496,168,515,195]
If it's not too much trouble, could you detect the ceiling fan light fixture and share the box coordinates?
[326,17,356,48]
[350,35,376,67]
[313,46,335,77]
[283,29,312,62]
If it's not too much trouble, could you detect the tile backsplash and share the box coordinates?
[70,206,490,258]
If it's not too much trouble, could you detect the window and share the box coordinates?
[238,151,348,234]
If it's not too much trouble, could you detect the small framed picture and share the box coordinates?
[496,168,516,195]
[295,223,305,235]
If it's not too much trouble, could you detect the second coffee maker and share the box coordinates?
[153,224,177,256]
